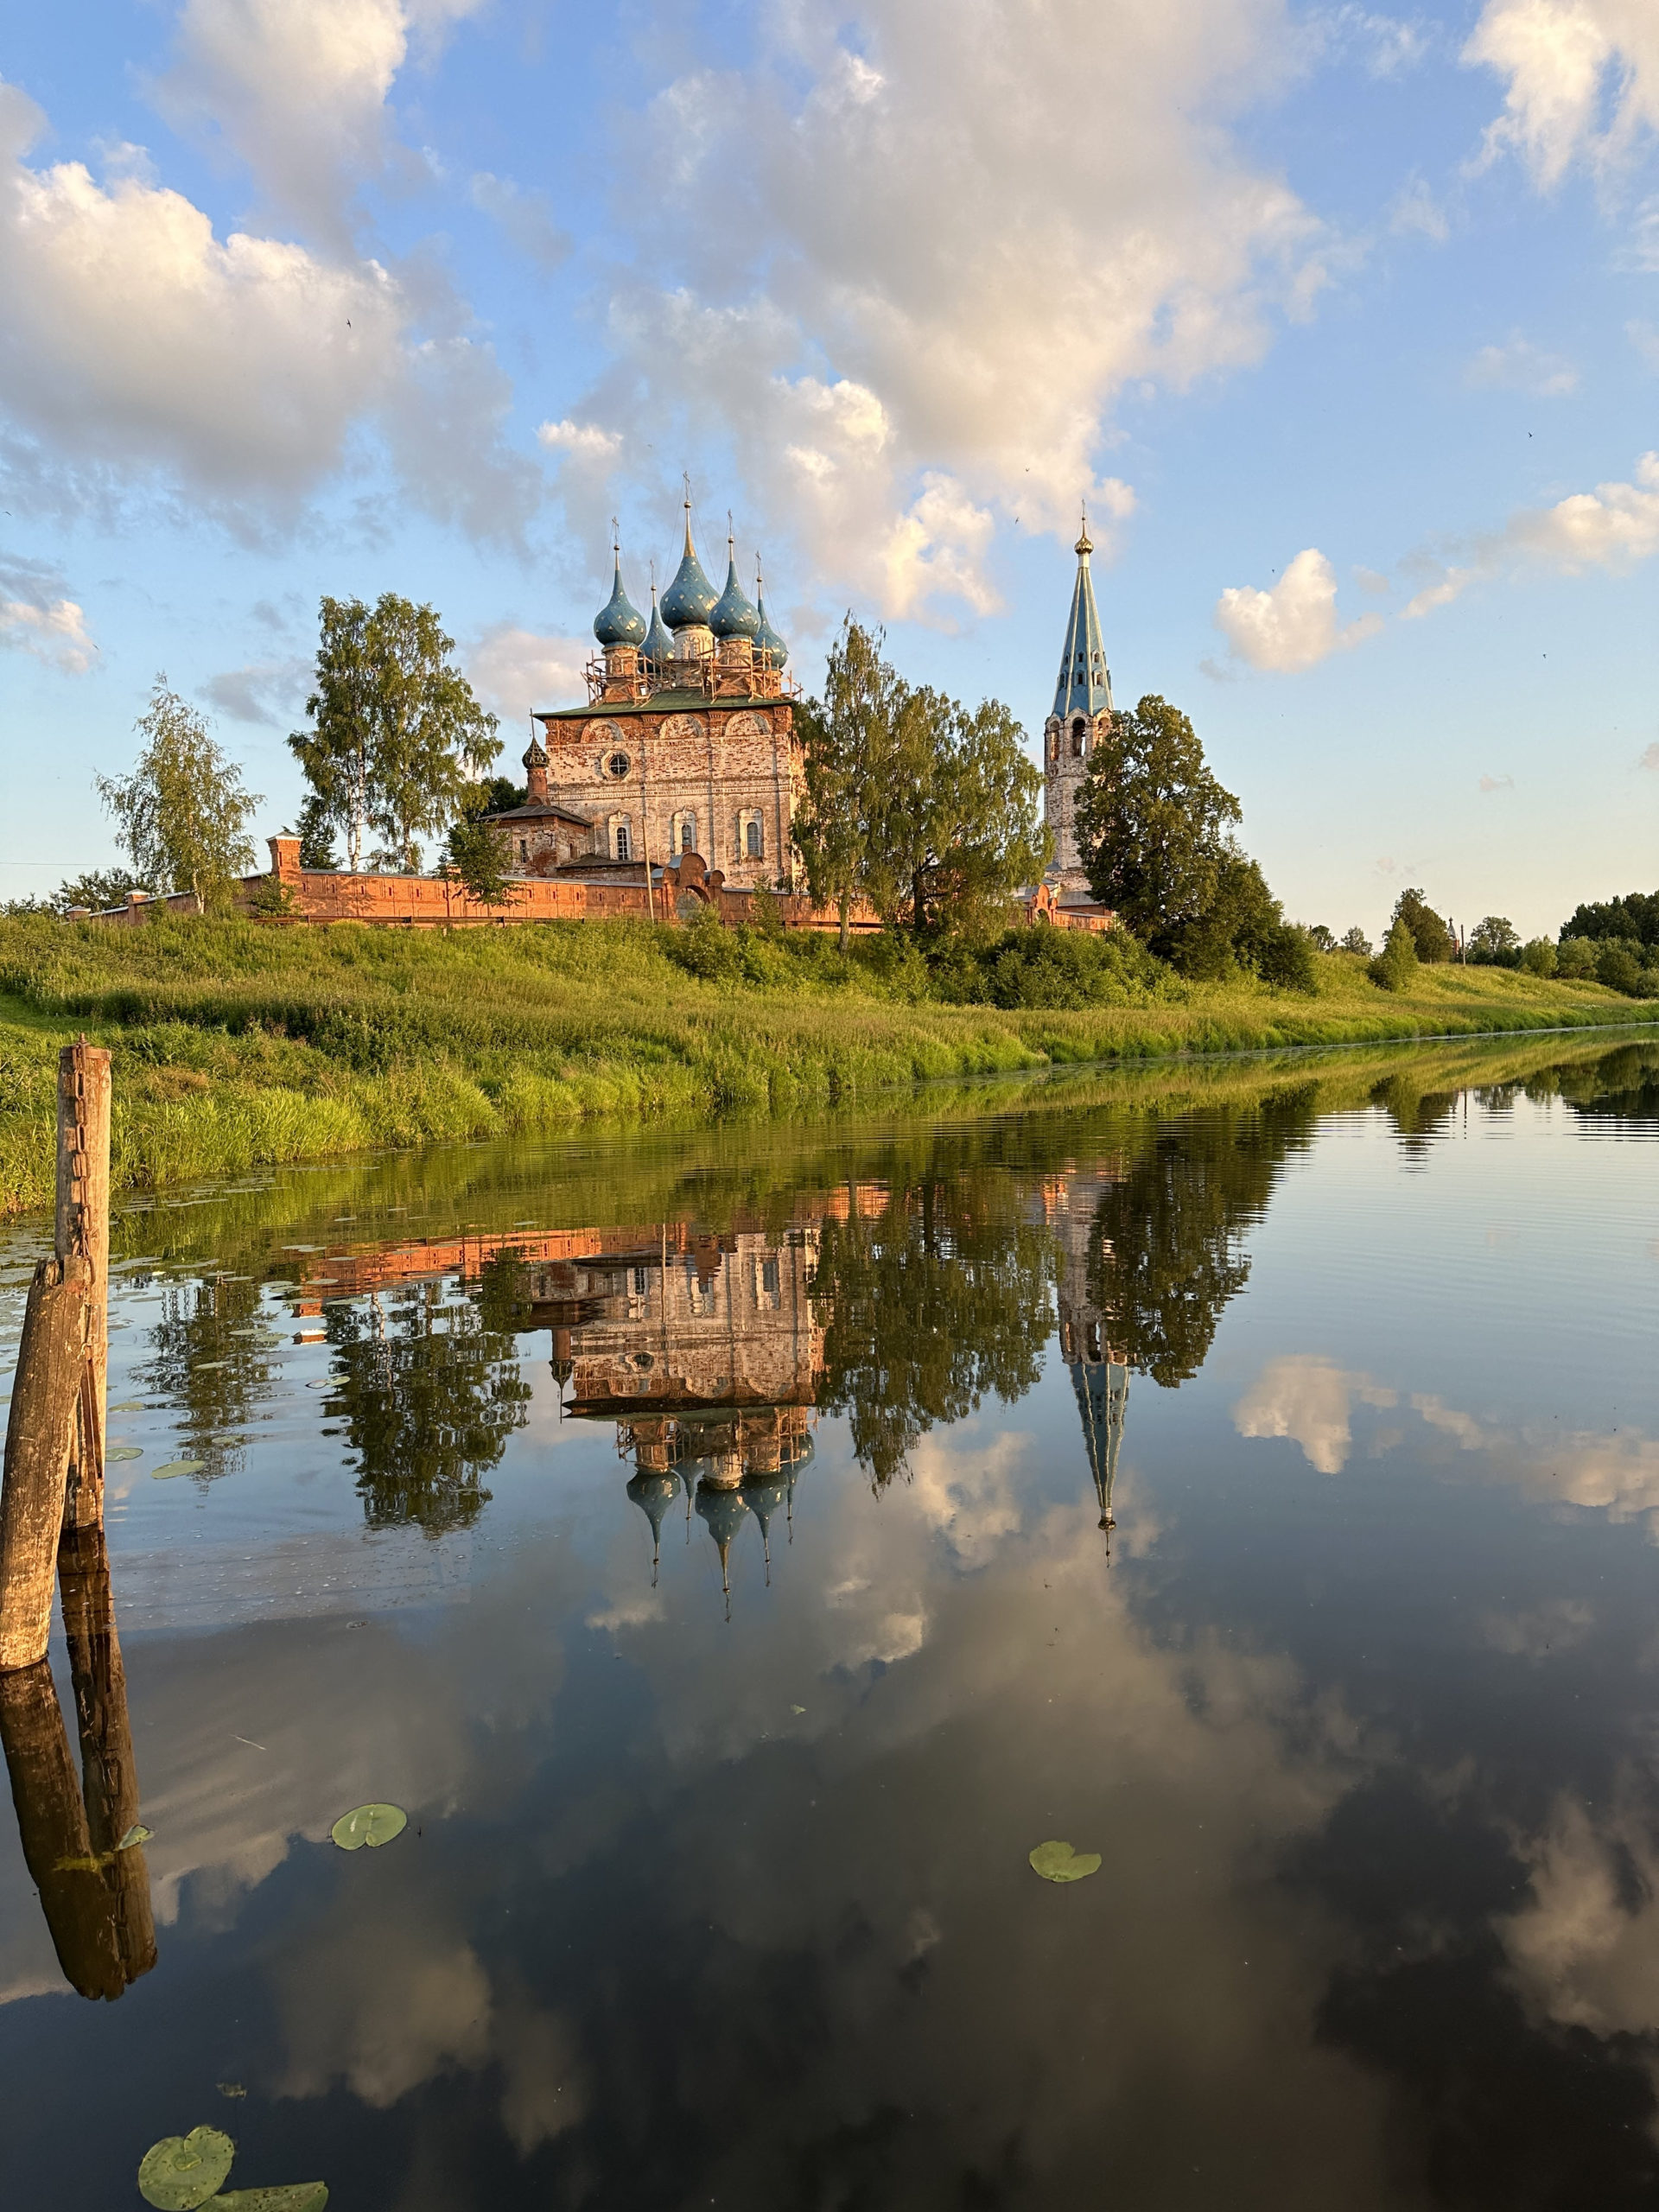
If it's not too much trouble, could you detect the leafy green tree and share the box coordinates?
[1556,936,1599,980]
[1521,937,1558,977]
[292,793,339,870]
[441,789,520,912]
[1306,924,1336,952]
[1390,887,1455,963]
[95,680,261,910]
[1074,696,1242,954]
[1339,925,1372,956]
[793,618,898,951]
[289,594,499,874]
[1468,915,1520,963]
[863,687,1050,939]
[1370,915,1419,991]
[478,775,527,815]
[1560,890,1659,947]
[1595,943,1646,995]
[57,868,140,912]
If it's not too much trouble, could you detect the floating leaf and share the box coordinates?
[1028,1840,1102,1885]
[216,2083,246,2101]
[119,1822,155,1851]
[790,1705,806,1715]
[209,2187,327,2210]
[106,1444,144,1462]
[331,1802,407,1852]
[137,2126,235,2209]
[153,1459,207,1479]
[111,1400,149,1412]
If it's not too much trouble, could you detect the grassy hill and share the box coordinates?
[2,912,1653,1214]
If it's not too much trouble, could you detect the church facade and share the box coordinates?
[491,504,802,895]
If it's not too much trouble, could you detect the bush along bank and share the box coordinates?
[3,910,1656,1214]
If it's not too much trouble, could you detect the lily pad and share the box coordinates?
[154,1460,207,1479]
[210,2190,328,2210]
[111,1400,149,1412]
[106,1444,144,1462]
[137,2126,235,2209]
[1028,1840,1102,1885]
[119,1822,155,1851]
[331,1802,407,1851]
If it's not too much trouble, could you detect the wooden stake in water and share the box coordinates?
[57,1042,110,1533]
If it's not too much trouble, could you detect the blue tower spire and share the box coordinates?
[1052,513,1114,721]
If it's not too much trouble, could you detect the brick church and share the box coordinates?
[490,500,801,894]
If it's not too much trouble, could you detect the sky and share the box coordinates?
[0,0,1656,940]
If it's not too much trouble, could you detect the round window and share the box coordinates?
[607,751,631,779]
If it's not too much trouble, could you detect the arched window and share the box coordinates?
[1071,717,1086,757]
[518,840,528,861]
[678,813,698,855]
[746,818,763,860]
[613,818,632,861]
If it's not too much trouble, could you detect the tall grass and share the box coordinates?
[2,911,1653,1214]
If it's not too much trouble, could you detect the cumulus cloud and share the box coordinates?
[1465,333,1580,396]
[1234,1357,1398,1475]
[1465,0,1659,189]
[1313,6,1436,79]
[155,0,487,244]
[1389,174,1450,240]
[0,79,537,542]
[467,171,569,271]
[1213,549,1385,672]
[556,0,1328,622]
[466,624,590,722]
[0,550,96,672]
[1401,564,1472,618]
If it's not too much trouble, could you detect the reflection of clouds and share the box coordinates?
[1503,1790,1659,2038]
[907,1427,1030,1567]
[1479,1599,1595,1658]
[276,1903,493,2107]
[1234,1357,1397,1474]
[1234,1360,1659,1534]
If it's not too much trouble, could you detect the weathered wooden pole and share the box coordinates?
[57,1041,110,1533]
[0,1257,86,1669]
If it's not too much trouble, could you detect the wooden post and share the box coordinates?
[57,1041,110,1532]
[0,1257,86,1669]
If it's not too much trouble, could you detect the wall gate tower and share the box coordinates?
[1044,517,1116,899]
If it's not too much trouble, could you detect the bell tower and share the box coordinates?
[1044,515,1115,897]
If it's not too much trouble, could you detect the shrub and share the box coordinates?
[980,925,1165,1010]
[1370,917,1419,993]
[1596,944,1644,995]
[664,906,746,982]
[1520,938,1558,978]
[1255,923,1318,995]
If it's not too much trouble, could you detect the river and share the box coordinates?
[1,1033,1656,2209]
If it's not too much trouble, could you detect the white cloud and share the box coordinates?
[1389,175,1450,240]
[1401,564,1472,619]
[467,172,568,271]
[1465,334,1580,396]
[466,624,591,722]
[1314,7,1435,79]
[564,0,1328,623]
[1465,0,1659,189]
[0,551,96,672]
[0,80,537,542]
[1234,1356,1397,1475]
[1479,772,1515,792]
[155,0,487,243]
[201,656,311,725]
[537,419,624,463]
[1498,450,1659,572]
[1213,549,1384,672]
[1353,565,1392,594]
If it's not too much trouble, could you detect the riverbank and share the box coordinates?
[2,912,1652,1213]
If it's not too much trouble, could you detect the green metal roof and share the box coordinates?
[1052,529,1115,721]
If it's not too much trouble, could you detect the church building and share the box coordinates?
[1043,516,1116,905]
[492,500,800,893]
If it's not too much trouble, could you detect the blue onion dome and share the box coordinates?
[710,546,760,641]
[594,553,646,648]
[643,584,672,665]
[754,589,788,671]
[660,505,719,631]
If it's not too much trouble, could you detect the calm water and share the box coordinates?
[3,1035,1658,2210]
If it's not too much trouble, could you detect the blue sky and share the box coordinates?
[1,0,1655,938]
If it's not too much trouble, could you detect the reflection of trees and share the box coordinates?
[811,1179,1052,1487]
[1087,1097,1317,1386]
[323,1257,531,1533]
[140,1273,277,1482]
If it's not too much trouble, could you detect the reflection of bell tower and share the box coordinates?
[1046,1170,1129,1554]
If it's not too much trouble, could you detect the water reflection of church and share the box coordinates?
[523,1224,823,1607]
[1042,1172,1129,1554]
